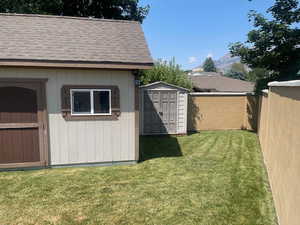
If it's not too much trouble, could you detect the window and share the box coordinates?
[61,85,120,121]
[71,89,111,115]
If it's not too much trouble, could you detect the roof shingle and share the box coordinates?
[0,13,153,67]
[190,74,255,93]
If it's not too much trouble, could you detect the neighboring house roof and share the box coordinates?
[190,74,255,93]
[0,13,153,69]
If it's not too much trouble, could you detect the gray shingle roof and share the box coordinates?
[0,13,153,67]
[190,74,255,93]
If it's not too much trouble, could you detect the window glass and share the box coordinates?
[72,91,91,114]
[94,91,110,114]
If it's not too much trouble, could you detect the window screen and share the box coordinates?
[71,89,111,115]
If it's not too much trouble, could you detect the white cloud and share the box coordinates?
[188,56,198,64]
[207,53,213,58]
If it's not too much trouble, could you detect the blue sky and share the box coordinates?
[140,0,275,70]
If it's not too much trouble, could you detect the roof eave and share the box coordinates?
[0,59,154,70]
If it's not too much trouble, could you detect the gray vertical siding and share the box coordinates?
[0,67,137,165]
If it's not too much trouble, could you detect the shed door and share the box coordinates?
[0,82,48,168]
[143,90,177,134]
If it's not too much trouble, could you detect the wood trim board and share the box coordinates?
[0,123,39,129]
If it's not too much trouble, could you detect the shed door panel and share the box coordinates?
[0,86,41,164]
[163,91,177,133]
[143,90,177,134]
[144,91,162,134]
[0,128,39,163]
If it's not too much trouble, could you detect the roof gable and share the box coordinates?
[140,81,190,92]
[0,14,153,69]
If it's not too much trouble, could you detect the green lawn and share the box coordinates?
[0,131,277,225]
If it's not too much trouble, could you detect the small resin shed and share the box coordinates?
[140,81,189,135]
[0,14,153,169]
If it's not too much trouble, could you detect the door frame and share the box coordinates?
[142,89,178,135]
[0,78,49,169]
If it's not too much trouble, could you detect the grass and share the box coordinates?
[0,131,277,225]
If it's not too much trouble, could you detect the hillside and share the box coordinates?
[214,53,240,73]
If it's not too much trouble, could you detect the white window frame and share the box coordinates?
[70,89,112,116]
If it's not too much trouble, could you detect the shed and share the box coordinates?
[140,81,189,135]
[0,13,153,169]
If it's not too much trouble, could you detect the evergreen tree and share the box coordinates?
[202,57,217,72]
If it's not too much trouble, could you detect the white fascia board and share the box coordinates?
[190,92,255,96]
[268,80,300,87]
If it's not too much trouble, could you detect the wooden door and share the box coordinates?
[143,90,177,134]
[0,80,48,168]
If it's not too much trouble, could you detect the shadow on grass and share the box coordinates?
[139,135,183,162]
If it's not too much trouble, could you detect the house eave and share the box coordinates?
[0,59,154,70]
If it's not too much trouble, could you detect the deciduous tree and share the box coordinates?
[230,0,300,91]
[225,63,248,80]
[0,0,149,23]
[140,58,192,90]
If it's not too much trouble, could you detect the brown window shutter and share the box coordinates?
[61,86,71,117]
[111,86,121,117]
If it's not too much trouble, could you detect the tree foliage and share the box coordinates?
[225,63,248,80]
[0,0,149,22]
[140,58,193,90]
[225,63,271,94]
[202,57,217,72]
[230,0,300,91]
[247,68,270,82]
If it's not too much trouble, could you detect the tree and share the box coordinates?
[224,63,271,93]
[0,0,149,23]
[202,57,217,72]
[230,0,300,91]
[140,58,193,90]
[247,68,270,82]
[225,63,248,80]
